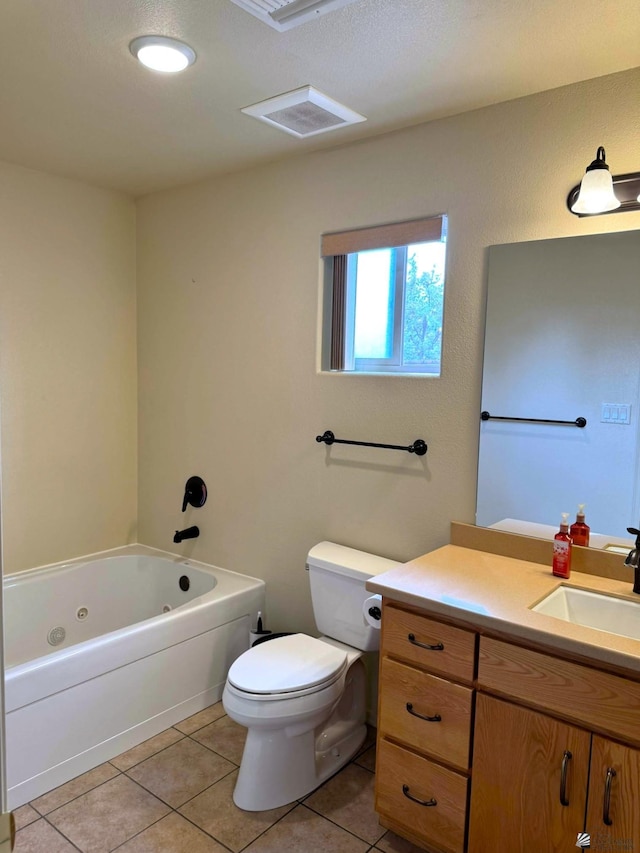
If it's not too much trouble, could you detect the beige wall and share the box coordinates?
[0,70,636,633]
[0,161,137,573]
[136,67,640,635]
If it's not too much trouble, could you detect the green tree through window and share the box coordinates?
[402,251,444,365]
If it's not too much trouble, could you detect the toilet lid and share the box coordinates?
[228,634,348,695]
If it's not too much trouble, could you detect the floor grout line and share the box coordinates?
[121,759,240,819]
[184,730,242,765]
[172,809,238,853]
[298,799,386,848]
[40,812,86,853]
[109,729,187,773]
[233,799,299,853]
[30,768,124,817]
[173,763,239,810]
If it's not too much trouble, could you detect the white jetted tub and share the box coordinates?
[4,545,265,808]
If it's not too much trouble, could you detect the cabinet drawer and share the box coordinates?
[382,603,476,683]
[379,657,473,771]
[376,738,468,853]
[478,636,640,745]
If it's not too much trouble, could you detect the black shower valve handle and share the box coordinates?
[182,476,207,512]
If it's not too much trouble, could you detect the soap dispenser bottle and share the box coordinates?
[553,513,572,579]
[570,504,590,547]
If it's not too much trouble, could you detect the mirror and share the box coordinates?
[477,229,640,549]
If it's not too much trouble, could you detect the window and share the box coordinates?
[321,216,447,375]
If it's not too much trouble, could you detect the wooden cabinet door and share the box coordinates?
[468,693,590,852]
[585,736,640,846]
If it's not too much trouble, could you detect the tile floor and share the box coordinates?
[12,702,427,853]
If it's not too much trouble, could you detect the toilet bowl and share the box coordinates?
[223,633,366,810]
[222,542,398,811]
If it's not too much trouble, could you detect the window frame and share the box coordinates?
[321,215,446,376]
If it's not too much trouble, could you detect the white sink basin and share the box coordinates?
[532,586,640,642]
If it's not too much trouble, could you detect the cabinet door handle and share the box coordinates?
[402,784,437,807]
[559,750,572,806]
[406,702,441,722]
[407,633,444,651]
[603,767,616,826]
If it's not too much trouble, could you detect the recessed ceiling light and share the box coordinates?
[129,36,196,73]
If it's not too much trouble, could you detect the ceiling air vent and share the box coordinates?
[241,86,366,138]
[229,0,360,32]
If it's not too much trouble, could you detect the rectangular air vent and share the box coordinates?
[241,86,366,138]
[230,0,360,32]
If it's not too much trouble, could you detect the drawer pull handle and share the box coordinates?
[407,633,444,651]
[406,702,441,722]
[603,767,616,826]
[559,750,572,806]
[402,784,437,807]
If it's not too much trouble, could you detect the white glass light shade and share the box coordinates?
[129,36,196,73]
[571,167,620,214]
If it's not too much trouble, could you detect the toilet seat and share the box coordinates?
[228,633,348,697]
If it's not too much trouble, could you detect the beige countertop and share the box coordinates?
[366,544,640,677]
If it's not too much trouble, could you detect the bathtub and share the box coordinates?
[4,545,265,808]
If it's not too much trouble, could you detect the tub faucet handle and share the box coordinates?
[182,476,207,512]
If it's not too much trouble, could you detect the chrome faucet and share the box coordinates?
[623,527,640,594]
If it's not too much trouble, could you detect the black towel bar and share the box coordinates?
[315,430,427,456]
[481,411,587,428]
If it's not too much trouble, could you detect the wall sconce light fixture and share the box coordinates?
[568,146,640,216]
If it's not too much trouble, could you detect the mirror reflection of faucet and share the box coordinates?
[174,526,199,544]
[623,527,640,594]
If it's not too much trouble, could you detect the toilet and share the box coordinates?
[222,541,397,811]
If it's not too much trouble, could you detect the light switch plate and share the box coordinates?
[601,403,631,424]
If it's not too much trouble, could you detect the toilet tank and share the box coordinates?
[306,542,398,651]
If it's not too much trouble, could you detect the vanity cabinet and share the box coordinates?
[375,603,640,852]
[469,636,640,850]
[375,602,476,853]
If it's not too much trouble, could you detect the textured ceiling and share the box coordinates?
[1,0,638,196]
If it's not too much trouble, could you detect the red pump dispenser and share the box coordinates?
[553,513,572,579]
[570,504,590,547]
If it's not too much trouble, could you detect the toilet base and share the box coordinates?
[233,720,366,811]
[231,658,367,811]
